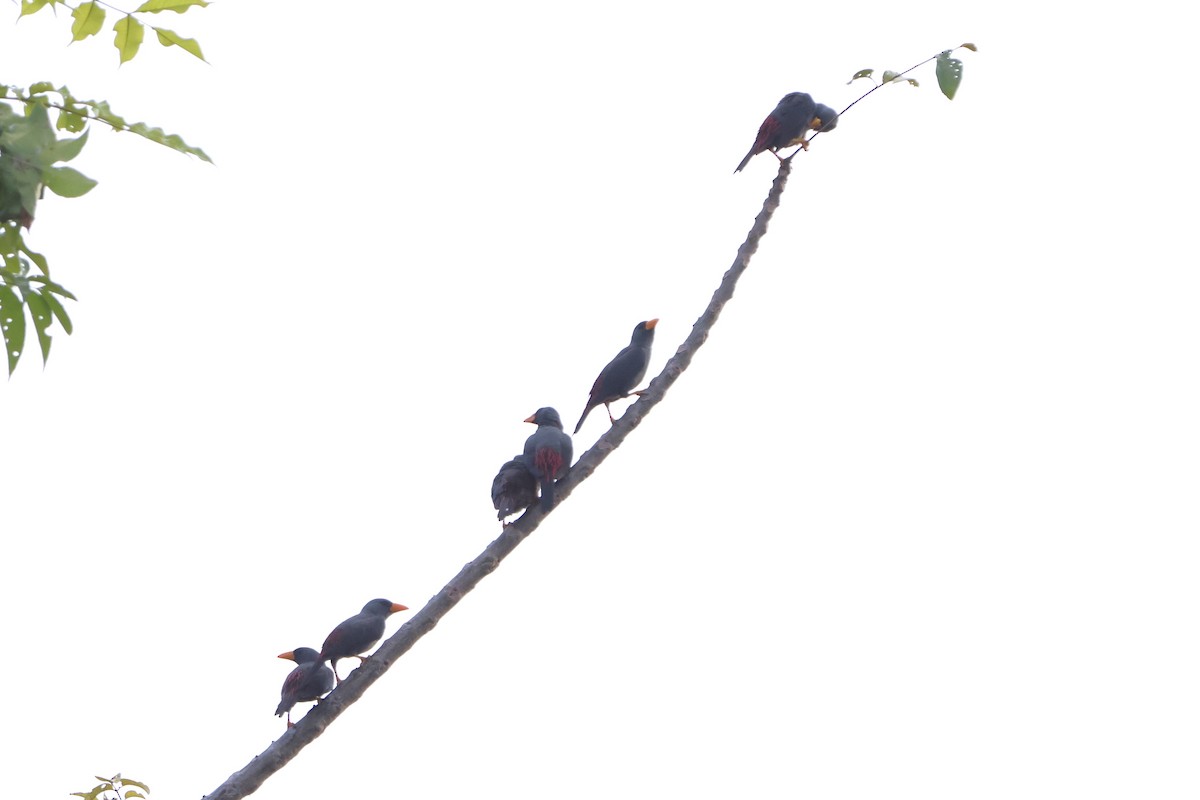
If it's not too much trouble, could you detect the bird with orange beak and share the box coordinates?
[318,598,409,683]
[574,319,657,434]
[276,647,334,727]
[523,408,573,511]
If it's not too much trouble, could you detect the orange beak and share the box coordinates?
[390,603,409,613]
[277,651,296,661]
[645,318,659,330]
[524,413,537,424]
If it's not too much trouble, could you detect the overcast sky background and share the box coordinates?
[4,1,1198,798]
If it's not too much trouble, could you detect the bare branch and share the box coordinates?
[202,157,795,800]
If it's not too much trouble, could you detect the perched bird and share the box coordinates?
[492,455,538,524]
[523,407,573,511]
[276,647,334,728]
[735,91,829,173]
[319,598,409,683]
[574,319,658,434]
[812,103,839,133]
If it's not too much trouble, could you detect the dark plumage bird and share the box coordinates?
[276,647,334,728]
[574,319,657,434]
[735,91,825,173]
[319,598,409,683]
[523,407,573,511]
[492,455,538,523]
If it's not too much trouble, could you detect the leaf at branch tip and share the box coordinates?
[936,52,964,100]
[137,0,208,11]
[71,2,106,41]
[113,16,145,63]
[27,81,55,95]
[127,121,213,162]
[154,27,206,61]
[960,42,977,52]
[43,291,73,333]
[847,68,874,84]
[41,166,98,198]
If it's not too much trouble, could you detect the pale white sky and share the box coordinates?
[4,2,1198,799]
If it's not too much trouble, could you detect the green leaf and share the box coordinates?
[43,290,73,333]
[936,51,964,100]
[57,109,87,133]
[113,16,145,63]
[124,792,146,799]
[960,42,978,52]
[136,0,208,11]
[881,71,919,88]
[41,166,98,197]
[25,290,52,364]
[27,81,55,95]
[20,0,53,16]
[76,99,127,130]
[847,68,874,84]
[71,2,106,41]
[19,238,49,276]
[118,778,150,793]
[36,277,78,301]
[47,128,90,163]
[124,121,213,162]
[153,27,206,61]
[0,285,27,375]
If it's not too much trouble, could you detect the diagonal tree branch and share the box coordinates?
[202,158,795,800]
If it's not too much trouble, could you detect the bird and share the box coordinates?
[523,407,573,511]
[574,319,657,434]
[735,91,828,173]
[318,598,409,683]
[492,454,538,524]
[276,647,334,728]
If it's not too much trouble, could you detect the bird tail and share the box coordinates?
[539,476,555,510]
[734,149,754,173]
[573,404,593,434]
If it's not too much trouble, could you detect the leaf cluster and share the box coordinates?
[21,0,209,64]
[0,83,210,374]
[847,42,976,100]
[71,774,150,800]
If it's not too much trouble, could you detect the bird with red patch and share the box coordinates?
[523,407,573,511]
[492,454,538,524]
[276,647,334,728]
[574,319,657,434]
[318,598,409,683]
[735,91,828,173]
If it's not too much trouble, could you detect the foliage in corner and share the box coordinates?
[0,82,210,375]
[21,0,209,65]
[71,774,150,800]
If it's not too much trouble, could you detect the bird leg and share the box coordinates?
[605,402,616,424]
